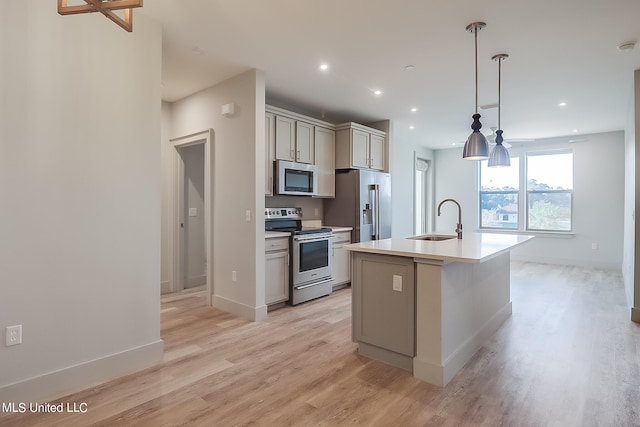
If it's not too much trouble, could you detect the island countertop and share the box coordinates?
[345,232,534,263]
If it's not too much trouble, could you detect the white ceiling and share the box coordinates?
[140,0,640,149]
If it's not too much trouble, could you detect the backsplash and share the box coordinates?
[265,196,323,221]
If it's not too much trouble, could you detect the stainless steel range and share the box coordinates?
[265,208,334,305]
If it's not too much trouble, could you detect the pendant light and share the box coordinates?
[488,54,511,167]
[463,22,489,160]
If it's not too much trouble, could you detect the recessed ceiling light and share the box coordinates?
[404,65,416,70]
[558,102,567,107]
[572,129,578,133]
[319,63,329,71]
[409,125,415,130]
[411,107,418,113]
[373,90,382,96]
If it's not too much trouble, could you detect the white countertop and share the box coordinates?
[345,232,534,263]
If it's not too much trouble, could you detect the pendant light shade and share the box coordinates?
[463,22,489,160]
[488,53,511,167]
[488,130,510,167]
[463,114,489,159]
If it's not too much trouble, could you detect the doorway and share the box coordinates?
[414,156,431,235]
[181,144,206,288]
[170,130,213,304]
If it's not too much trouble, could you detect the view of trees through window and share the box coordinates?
[480,151,573,232]
[480,158,519,229]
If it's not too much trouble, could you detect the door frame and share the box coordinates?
[170,129,213,304]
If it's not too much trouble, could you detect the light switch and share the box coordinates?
[392,275,403,292]
[245,210,251,222]
[188,208,197,217]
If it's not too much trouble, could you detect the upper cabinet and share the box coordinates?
[314,126,335,198]
[335,123,386,171]
[265,112,276,196]
[274,115,314,164]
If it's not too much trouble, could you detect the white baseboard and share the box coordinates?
[211,295,267,322]
[160,280,171,294]
[413,302,512,387]
[0,340,164,403]
[510,254,621,271]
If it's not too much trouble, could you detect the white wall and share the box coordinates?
[161,102,173,293]
[165,70,267,320]
[0,4,162,401]
[434,132,625,269]
[183,144,206,287]
[390,125,435,238]
[623,70,639,322]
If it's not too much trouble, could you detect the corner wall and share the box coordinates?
[0,5,163,401]
[165,70,267,321]
[624,70,639,322]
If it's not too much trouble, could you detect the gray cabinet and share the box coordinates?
[275,115,314,164]
[331,230,351,288]
[335,123,386,171]
[265,237,289,305]
[352,252,415,357]
[265,112,275,196]
[314,126,335,198]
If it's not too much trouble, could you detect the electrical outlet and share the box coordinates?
[392,275,403,292]
[245,210,251,222]
[232,271,237,282]
[6,325,22,347]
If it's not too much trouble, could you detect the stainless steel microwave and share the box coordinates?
[275,160,318,196]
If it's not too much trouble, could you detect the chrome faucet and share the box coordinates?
[437,199,463,239]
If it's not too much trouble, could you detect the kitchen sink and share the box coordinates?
[407,234,458,241]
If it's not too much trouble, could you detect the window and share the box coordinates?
[480,157,519,229]
[526,152,573,231]
[479,151,573,233]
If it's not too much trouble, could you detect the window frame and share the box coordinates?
[478,148,574,234]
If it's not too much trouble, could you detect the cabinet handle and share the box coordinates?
[290,149,295,159]
[297,150,300,160]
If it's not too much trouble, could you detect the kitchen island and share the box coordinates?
[345,232,534,386]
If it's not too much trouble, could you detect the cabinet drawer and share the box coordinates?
[333,231,351,244]
[265,237,289,252]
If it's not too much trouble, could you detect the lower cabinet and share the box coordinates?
[352,252,415,357]
[265,237,289,305]
[331,230,351,289]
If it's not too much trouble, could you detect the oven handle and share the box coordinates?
[292,234,334,242]
[294,277,334,290]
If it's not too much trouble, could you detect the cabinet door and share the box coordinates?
[275,116,296,161]
[351,128,370,168]
[369,133,385,171]
[265,251,289,304]
[295,121,314,164]
[314,127,335,198]
[332,244,350,286]
[265,113,276,195]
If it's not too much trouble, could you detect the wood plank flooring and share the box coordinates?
[1,262,639,426]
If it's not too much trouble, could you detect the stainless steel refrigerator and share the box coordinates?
[324,169,391,242]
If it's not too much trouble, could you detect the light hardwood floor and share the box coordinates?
[2,262,639,426]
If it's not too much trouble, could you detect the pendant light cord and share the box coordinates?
[497,57,501,129]
[474,27,479,114]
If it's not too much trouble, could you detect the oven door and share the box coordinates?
[292,233,332,285]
